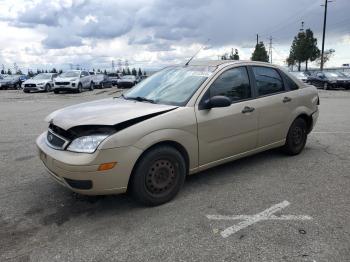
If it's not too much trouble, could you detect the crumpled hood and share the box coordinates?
[46,98,178,130]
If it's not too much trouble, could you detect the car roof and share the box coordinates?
[183,60,279,69]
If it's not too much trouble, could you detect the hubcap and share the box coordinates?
[146,159,176,195]
[292,126,304,145]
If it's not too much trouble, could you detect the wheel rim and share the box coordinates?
[291,126,304,146]
[145,159,177,196]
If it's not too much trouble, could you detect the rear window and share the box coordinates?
[252,66,284,96]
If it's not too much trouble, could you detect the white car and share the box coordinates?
[53,70,93,94]
[23,73,57,93]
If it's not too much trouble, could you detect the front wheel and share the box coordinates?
[283,118,307,155]
[89,82,94,91]
[45,84,51,92]
[130,146,186,206]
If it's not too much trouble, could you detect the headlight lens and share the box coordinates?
[37,82,45,85]
[67,135,108,153]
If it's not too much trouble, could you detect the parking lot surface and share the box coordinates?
[0,88,349,262]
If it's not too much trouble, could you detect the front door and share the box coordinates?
[195,66,258,166]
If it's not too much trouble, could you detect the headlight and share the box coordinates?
[37,82,45,85]
[67,135,108,153]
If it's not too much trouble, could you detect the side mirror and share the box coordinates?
[199,95,231,110]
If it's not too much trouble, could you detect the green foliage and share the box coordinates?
[7,69,12,75]
[251,42,269,62]
[131,68,137,76]
[288,28,320,71]
[138,68,142,76]
[1,69,5,74]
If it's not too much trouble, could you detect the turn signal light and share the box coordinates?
[98,162,117,171]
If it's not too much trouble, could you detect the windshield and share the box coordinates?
[290,72,306,77]
[60,71,80,78]
[122,75,135,80]
[124,66,216,106]
[33,73,52,80]
[3,75,17,80]
[95,75,104,80]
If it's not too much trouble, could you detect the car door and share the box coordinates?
[82,71,89,88]
[195,66,258,166]
[249,66,294,147]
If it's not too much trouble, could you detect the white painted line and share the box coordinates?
[312,131,350,134]
[207,200,313,238]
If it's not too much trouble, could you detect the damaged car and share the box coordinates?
[37,60,319,205]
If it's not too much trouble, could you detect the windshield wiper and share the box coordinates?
[126,96,156,104]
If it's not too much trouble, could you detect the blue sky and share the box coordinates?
[0,0,349,72]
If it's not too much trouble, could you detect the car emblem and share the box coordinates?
[48,134,53,142]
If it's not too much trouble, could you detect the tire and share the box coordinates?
[14,84,19,90]
[23,89,29,93]
[283,118,308,155]
[77,83,83,93]
[130,146,186,206]
[89,82,94,91]
[45,84,51,92]
[323,82,329,90]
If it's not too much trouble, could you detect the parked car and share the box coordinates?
[118,75,137,88]
[23,73,58,93]
[289,71,309,82]
[108,73,120,86]
[53,70,93,93]
[93,74,112,89]
[0,75,22,89]
[37,61,319,206]
[307,71,350,90]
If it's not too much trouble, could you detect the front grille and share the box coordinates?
[46,130,69,150]
[55,82,70,86]
[24,84,36,87]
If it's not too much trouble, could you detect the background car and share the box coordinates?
[289,71,309,82]
[92,74,112,89]
[108,73,120,86]
[0,75,22,89]
[307,71,350,90]
[23,73,57,93]
[53,70,93,93]
[118,75,137,88]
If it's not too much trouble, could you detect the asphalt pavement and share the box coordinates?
[0,88,349,262]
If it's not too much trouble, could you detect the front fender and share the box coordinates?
[133,129,198,170]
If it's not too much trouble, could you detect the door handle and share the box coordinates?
[283,97,292,103]
[242,106,255,114]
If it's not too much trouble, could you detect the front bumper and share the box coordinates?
[311,109,319,132]
[36,132,143,195]
[24,86,45,92]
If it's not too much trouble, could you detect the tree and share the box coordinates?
[221,53,228,60]
[122,68,126,75]
[138,68,142,76]
[315,49,335,67]
[251,42,269,62]
[288,28,320,71]
[7,69,12,75]
[286,56,296,71]
[126,68,131,75]
[229,48,239,60]
[103,69,107,75]
[1,69,4,74]
[143,71,147,76]
[59,69,63,74]
[131,68,137,76]
[17,69,23,75]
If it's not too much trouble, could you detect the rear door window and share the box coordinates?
[252,66,284,96]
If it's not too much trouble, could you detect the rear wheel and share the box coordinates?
[283,118,307,155]
[323,82,329,90]
[130,146,186,206]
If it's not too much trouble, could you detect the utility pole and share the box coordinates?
[269,36,273,64]
[112,60,115,72]
[321,0,332,71]
[256,34,259,45]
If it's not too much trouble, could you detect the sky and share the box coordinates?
[0,0,349,73]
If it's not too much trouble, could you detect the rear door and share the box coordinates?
[249,66,295,146]
[195,66,258,165]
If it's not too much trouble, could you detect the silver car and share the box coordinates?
[23,73,57,93]
[53,70,93,93]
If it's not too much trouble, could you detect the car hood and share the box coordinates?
[46,98,178,130]
[24,79,49,84]
[55,77,78,82]
[0,79,10,83]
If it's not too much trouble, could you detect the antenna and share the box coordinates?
[185,39,210,66]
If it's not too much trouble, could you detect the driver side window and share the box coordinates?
[209,67,251,103]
